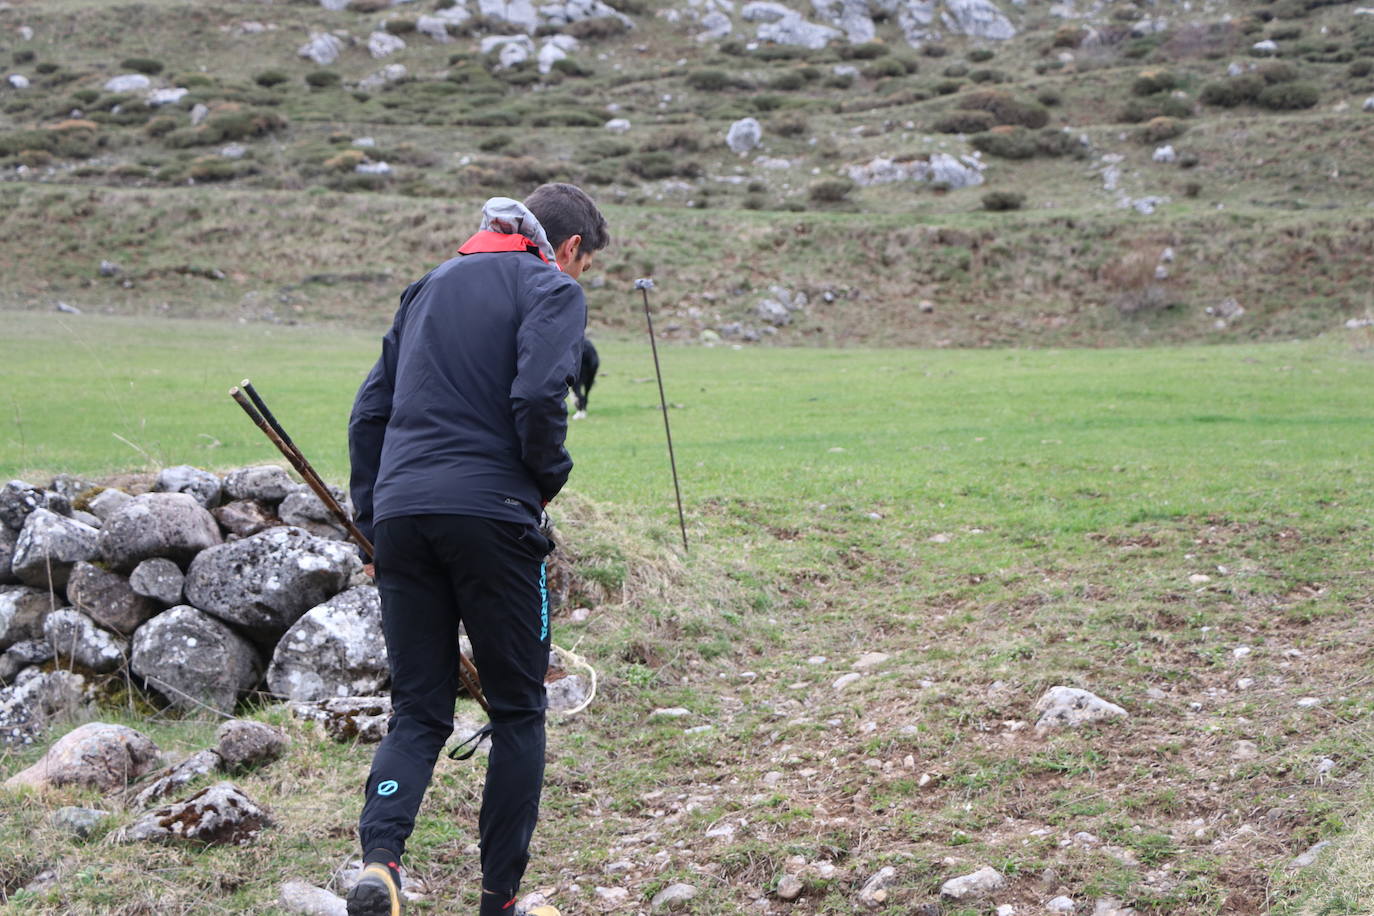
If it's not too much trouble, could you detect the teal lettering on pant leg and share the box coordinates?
[539,561,548,641]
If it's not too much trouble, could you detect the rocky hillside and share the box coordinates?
[2,0,1374,345]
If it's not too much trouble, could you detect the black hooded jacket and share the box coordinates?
[348,247,587,544]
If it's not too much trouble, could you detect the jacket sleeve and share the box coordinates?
[348,280,420,546]
[511,270,587,503]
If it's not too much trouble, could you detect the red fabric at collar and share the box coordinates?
[457,230,552,265]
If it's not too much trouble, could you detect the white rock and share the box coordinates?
[7,74,30,90]
[651,706,691,718]
[1363,97,1374,112]
[1152,145,1176,163]
[148,87,188,106]
[942,0,1016,40]
[727,117,762,154]
[279,881,347,916]
[221,144,247,159]
[605,118,631,132]
[853,651,889,669]
[594,887,629,904]
[299,32,345,66]
[652,882,698,910]
[368,31,407,58]
[537,34,578,74]
[833,672,861,690]
[941,865,1005,900]
[104,73,151,93]
[1252,39,1278,54]
[190,103,209,125]
[1033,686,1127,730]
[1048,898,1076,914]
[355,160,393,175]
[776,874,804,900]
[481,34,535,69]
[1288,841,1330,870]
[858,865,897,907]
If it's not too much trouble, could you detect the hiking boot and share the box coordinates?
[347,862,403,916]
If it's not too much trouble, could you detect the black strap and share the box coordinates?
[447,723,493,761]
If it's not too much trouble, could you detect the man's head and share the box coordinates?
[525,183,609,279]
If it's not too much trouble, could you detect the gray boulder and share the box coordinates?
[291,695,392,743]
[222,465,298,504]
[368,30,406,58]
[267,586,387,701]
[299,32,345,66]
[131,606,263,714]
[279,882,348,916]
[0,584,64,649]
[727,117,763,154]
[128,557,185,606]
[71,509,101,529]
[103,73,152,93]
[0,524,17,585]
[86,488,133,523]
[741,2,842,48]
[43,609,128,673]
[66,561,158,634]
[154,466,223,509]
[278,487,351,540]
[11,509,100,589]
[0,667,89,748]
[128,749,222,808]
[812,0,876,42]
[121,781,273,846]
[213,499,280,538]
[940,865,1005,900]
[0,638,54,684]
[478,0,541,32]
[99,492,223,572]
[859,866,899,908]
[4,720,158,791]
[47,474,96,506]
[185,527,357,640]
[215,719,288,772]
[546,673,590,712]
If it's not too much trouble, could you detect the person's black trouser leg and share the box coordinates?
[357,514,552,912]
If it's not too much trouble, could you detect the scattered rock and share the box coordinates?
[833,672,862,690]
[1152,145,1176,163]
[0,585,63,650]
[368,31,406,58]
[129,749,222,808]
[0,668,88,748]
[942,0,1016,40]
[847,153,985,189]
[43,609,127,673]
[148,87,189,107]
[1252,39,1278,55]
[130,605,263,714]
[853,651,889,669]
[605,117,631,133]
[727,117,762,154]
[99,492,223,572]
[537,34,579,74]
[7,73,30,90]
[66,561,158,634]
[941,865,1005,900]
[11,509,101,590]
[128,557,185,606]
[279,881,348,916]
[481,34,535,68]
[859,865,898,908]
[0,480,65,531]
[1033,686,1127,730]
[185,527,356,640]
[104,73,151,93]
[215,719,287,773]
[776,874,804,900]
[1048,896,1077,913]
[213,499,280,538]
[153,468,222,510]
[267,586,387,701]
[291,695,392,742]
[51,805,111,838]
[121,781,273,846]
[4,721,158,791]
[1288,840,1330,870]
[546,673,590,712]
[652,882,699,910]
[299,32,345,66]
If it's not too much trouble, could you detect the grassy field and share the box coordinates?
[4,314,1374,913]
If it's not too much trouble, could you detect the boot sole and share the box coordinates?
[347,879,398,916]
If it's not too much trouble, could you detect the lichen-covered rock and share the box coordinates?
[43,609,128,673]
[4,721,158,791]
[51,805,112,838]
[299,32,345,66]
[940,865,1006,900]
[291,695,392,743]
[128,749,222,808]
[222,466,297,504]
[66,561,158,635]
[128,557,185,606]
[0,480,66,531]
[121,781,273,846]
[99,493,223,572]
[0,638,54,684]
[11,509,101,589]
[278,487,351,541]
[185,527,356,640]
[154,466,223,509]
[215,719,287,773]
[0,585,64,650]
[727,117,762,154]
[213,498,281,539]
[941,0,1015,40]
[130,606,263,714]
[0,668,89,748]
[267,586,387,701]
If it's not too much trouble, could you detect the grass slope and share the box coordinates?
[3,315,1374,913]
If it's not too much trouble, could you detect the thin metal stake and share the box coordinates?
[636,278,688,552]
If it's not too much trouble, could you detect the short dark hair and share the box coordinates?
[525,183,610,254]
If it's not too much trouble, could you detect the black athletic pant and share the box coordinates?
[358,514,552,913]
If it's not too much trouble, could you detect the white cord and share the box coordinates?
[550,642,597,716]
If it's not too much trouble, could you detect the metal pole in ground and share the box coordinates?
[636,278,688,552]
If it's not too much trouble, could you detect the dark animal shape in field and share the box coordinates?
[572,338,599,420]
